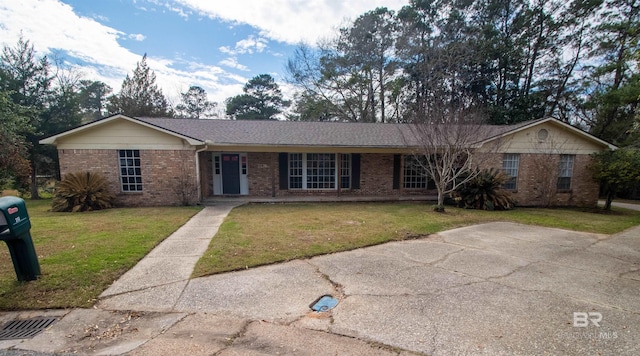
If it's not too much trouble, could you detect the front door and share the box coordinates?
[221,154,241,194]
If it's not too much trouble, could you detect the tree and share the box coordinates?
[78,80,112,122]
[175,86,217,119]
[287,8,399,122]
[0,36,54,198]
[403,105,494,212]
[226,74,288,120]
[107,54,172,117]
[581,0,640,146]
[0,91,34,189]
[591,148,640,211]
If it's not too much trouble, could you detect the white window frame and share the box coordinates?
[118,149,142,192]
[288,153,351,190]
[289,153,304,189]
[403,155,427,189]
[557,154,574,191]
[340,154,351,189]
[502,153,519,190]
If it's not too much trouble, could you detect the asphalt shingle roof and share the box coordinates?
[136,118,418,147]
[135,117,538,148]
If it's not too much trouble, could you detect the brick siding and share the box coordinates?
[480,153,598,207]
[58,148,198,206]
[209,152,428,198]
[60,149,597,207]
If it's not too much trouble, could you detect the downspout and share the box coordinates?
[194,140,212,203]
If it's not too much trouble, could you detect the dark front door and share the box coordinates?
[222,154,241,194]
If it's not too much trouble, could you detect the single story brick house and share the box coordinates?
[40,114,615,207]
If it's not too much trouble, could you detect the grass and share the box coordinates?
[2,200,638,310]
[192,202,640,278]
[0,200,201,310]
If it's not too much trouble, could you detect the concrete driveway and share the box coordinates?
[8,221,640,355]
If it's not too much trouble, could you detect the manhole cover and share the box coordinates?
[310,295,338,312]
[0,317,58,340]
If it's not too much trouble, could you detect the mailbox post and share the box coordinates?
[0,196,41,281]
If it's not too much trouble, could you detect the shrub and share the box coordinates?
[454,168,515,210]
[52,172,116,212]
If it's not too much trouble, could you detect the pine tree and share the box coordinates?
[107,54,172,117]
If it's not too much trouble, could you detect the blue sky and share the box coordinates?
[0,0,408,106]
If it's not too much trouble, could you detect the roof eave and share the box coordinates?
[478,117,617,150]
[39,114,205,146]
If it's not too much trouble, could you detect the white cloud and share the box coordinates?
[219,35,268,55]
[128,33,146,41]
[236,36,267,54]
[219,57,249,72]
[175,0,409,44]
[0,0,245,105]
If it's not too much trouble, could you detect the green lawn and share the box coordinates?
[192,202,640,278]
[2,200,639,311]
[0,200,201,310]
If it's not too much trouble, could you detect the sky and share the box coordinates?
[0,0,409,106]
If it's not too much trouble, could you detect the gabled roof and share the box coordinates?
[40,114,616,151]
[476,117,617,150]
[39,114,204,145]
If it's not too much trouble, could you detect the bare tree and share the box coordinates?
[173,151,198,205]
[403,107,495,212]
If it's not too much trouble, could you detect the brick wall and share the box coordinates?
[481,153,598,207]
[231,152,426,198]
[58,148,198,206]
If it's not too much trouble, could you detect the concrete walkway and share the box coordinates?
[97,201,243,311]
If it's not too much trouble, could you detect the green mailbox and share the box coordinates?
[0,196,41,281]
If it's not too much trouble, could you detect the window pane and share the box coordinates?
[404,155,428,189]
[341,154,351,189]
[502,154,519,190]
[306,153,336,189]
[557,155,574,190]
[118,150,142,192]
[288,153,303,189]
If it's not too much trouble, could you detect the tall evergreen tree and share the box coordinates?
[175,85,217,119]
[226,74,288,120]
[581,0,640,146]
[0,36,53,197]
[287,8,399,122]
[107,54,172,117]
[78,80,112,122]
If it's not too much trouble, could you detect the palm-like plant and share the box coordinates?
[52,172,116,212]
[454,168,515,210]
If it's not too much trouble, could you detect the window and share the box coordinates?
[306,153,336,189]
[557,154,574,190]
[289,153,303,189]
[502,154,519,190]
[241,156,247,175]
[214,155,220,175]
[288,153,351,190]
[119,150,142,192]
[341,154,351,189]
[404,155,429,189]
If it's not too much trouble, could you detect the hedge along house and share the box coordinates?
[40,114,615,207]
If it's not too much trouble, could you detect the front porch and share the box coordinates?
[200,194,438,205]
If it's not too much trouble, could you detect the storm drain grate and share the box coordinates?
[0,317,58,340]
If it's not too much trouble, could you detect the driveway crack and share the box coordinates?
[213,319,252,355]
[306,261,346,299]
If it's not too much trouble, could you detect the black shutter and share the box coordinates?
[351,154,361,189]
[393,154,401,190]
[278,153,288,190]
